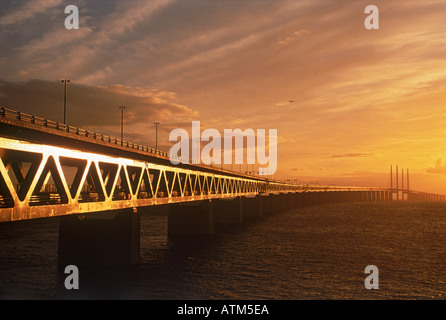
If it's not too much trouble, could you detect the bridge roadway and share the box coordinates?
[0,107,443,268]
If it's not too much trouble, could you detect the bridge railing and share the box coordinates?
[0,107,281,181]
[1,107,175,158]
[1,107,368,189]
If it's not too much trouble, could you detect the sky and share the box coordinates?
[0,0,445,194]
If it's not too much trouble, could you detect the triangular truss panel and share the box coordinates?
[169,171,182,197]
[149,168,162,197]
[189,173,198,196]
[112,165,132,201]
[207,176,215,194]
[98,162,119,198]
[242,181,248,193]
[1,149,43,202]
[30,156,68,206]
[60,156,88,199]
[154,169,169,198]
[79,161,106,203]
[178,172,189,196]
[0,159,14,208]
[215,177,222,194]
[221,178,228,195]
[235,180,241,194]
[138,168,153,199]
[198,174,206,195]
[126,165,143,196]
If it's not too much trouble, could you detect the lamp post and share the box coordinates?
[61,79,70,124]
[119,106,125,144]
[154,121,159,150]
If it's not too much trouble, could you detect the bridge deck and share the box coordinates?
[2,107,439,224]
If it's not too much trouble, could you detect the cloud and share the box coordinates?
[0,0,178,85]
[426,158,446,174]
[0,0,63,26]
[0,79,198,144]
[1,1,446,193]
[278,29,311,45]
[87,0,177,47]
[326,153,374,159]
[18,27,93,55]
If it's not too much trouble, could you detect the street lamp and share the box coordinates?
[154,121,159,150]
[61,79,70,124]
[119,106,125,144]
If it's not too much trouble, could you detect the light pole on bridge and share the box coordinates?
[154,121,160,150]
[119,106,126,145]
[61,79,70,125]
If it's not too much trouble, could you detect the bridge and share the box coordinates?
[0,107,444,268]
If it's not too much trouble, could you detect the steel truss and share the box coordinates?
[0,137,272,222]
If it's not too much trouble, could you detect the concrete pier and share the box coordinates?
[168,200,214,236]
[273,193,284,212]
[53,188,412,272]
[243,195,263,219]
[214,197,244,224]
[261,194,276,215]
[281,193,295,211]
[58,208,140,270]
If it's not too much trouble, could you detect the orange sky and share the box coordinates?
[0,0,445,194]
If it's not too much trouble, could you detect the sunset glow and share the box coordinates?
[1,0,445,194]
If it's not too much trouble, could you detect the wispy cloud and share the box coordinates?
[278,29,311,45]
[426,158,446,174]
[0,79,198,144]
[0,0,62,26]
[326,154,374,159]
[1,1,446,193]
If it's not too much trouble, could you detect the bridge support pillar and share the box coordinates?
[341,191,349,203]
[292,192,301,208]
[299,192,308,206]
[243,195,263,219]
[168,200,214,236]
[283,193,296,211]
[214,197,244,224]
[261,194,276,215]
[324,191,331,203]
[309,192,318,206]
[361,191,365,201]
[326,191,335,204]
[295,192,306,207]
[58,208,140,270]
[303,192,312,207]
[273,194,284,212]
[353,191,360,202]
[279,193,289,211]
[330,191,339,204]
